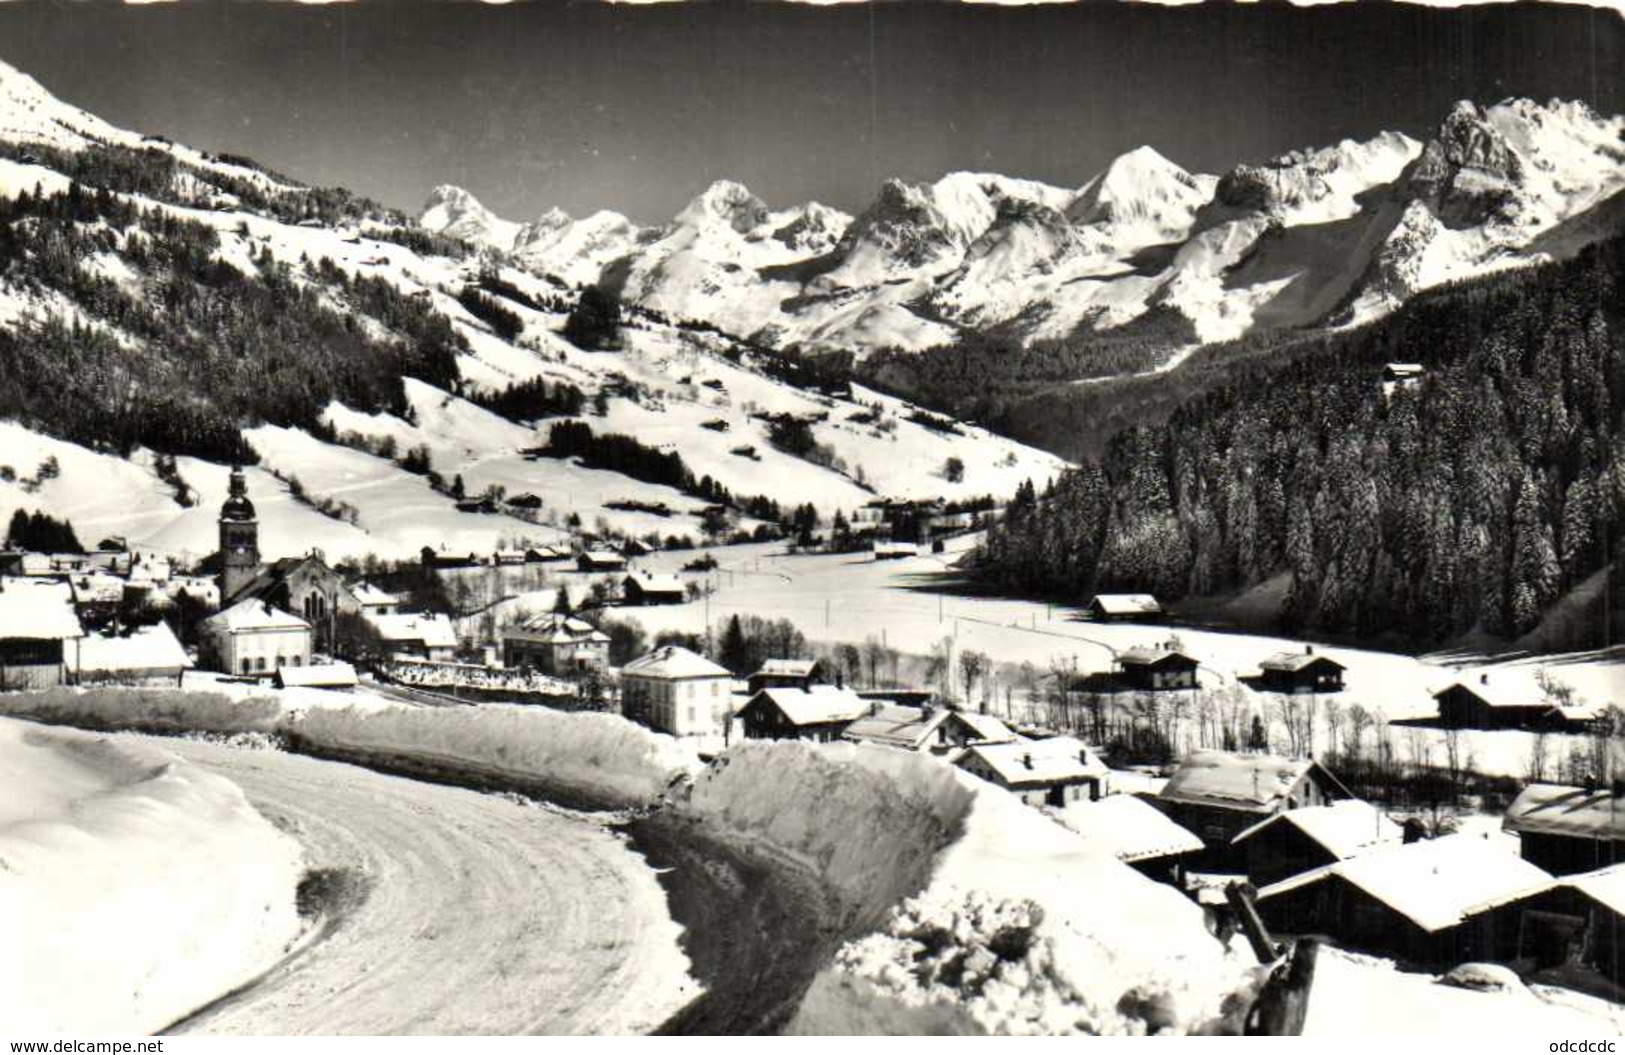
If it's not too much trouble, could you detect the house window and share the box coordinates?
[241,658,252,674]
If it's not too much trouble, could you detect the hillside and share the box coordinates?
[0,58,1065,562]
[426,99,1625,369]
[975,232,1625,648]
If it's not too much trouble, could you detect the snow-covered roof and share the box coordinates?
[842,703,949,750]
[951,710,1018,744]
[1091,594,1163,615]
[581,549,625,564]
[1118,646,1198,668]
[1052,794,1204,863]
[1503,784,1625,842]
[1384,362,1425,376]
[749,684,870,726]
[1432,673,1548,709]
[69,572,126,605]
[1259,650,1345,673]
[275,661,359,689]
[624,571,684,594]
[1563,864,1625,918]
[0,579,82,640]
[77,622,191,673]
[1160,751,1343,812]
[623,645,729,680]
[755,658,818,678]
[1257,835,1554,933]
[349,582,400,606]
[205,598,310,634]
[1233,800,1403,858]
[509,613,609,644]
[960,736,1108,788]
[368,612,458,649]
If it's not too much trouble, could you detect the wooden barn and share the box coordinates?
[74,622,191,688]
[1256,648,1345,695]
[1432,673,1577,731]
[1087,594,1165,623]
[1504,783,1625,876]
[1255,835,1555,967]
[738,684,869,743]
[0,579,83,690]
[622,572,685,606]
[576,549,627,573]
[1158,751,1352,865]
[1232,799,1404,887]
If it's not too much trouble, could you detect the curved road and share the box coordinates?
[146,737,698,1036]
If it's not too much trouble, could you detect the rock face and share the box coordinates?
[419,98,1625,362]
[1404,101,1526,227]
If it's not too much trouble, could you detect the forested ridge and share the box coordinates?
[977,233,1625,646]
[0,175,464,463]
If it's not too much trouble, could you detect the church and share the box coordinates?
[212,467,360,656]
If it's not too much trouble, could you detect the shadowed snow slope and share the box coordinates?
[676,741,1246,1034]
[0,717,304,1034]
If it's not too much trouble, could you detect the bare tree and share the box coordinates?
[959,649,989,709]
[1527,730,1550,784]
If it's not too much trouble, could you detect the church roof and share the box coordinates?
[220,466,256,522]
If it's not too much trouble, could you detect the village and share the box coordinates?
[3,458,1623,1013]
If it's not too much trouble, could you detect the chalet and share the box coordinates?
[0,579,83,689]
[1255,835,1554,966]
[274,661,359,691]
[68,572,128,625]
[199,599,311,677]
[350,582,402,618]
[622,572,685,606]
[75,622,191,687]
[738,684,870,743]
[1508,865,1625,985]
[420,547,481,570]
[1116,646,1200,692]
[746,658,830,695]
[526,546,571,564]
[1087,594,1165,623]
[1382,362,1425,384]
[1051,794,1203,883]
[841,702,1016,753]
[1503,783,1625,876]
[1158,750,1352,854]
[956,736,1110,808]
[502,613,610,676]
[1231,800,1404,887]
[1257,647,1345,695]
[872,540,918,561]
[621,646,733,739]
[366,612,459,662]
[620,539,651,557]
[1432,673,1573,731]
[577,550,628,573]
[491,550,527,566]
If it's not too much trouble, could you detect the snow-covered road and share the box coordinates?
[148,737,697,1036]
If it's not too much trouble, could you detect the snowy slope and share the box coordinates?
[0,717,304,1034]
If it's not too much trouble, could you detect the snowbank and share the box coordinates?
[0,718,304,1034]
[676,741,1248,1034]
[293,703,702,808]
[0,686,702,810]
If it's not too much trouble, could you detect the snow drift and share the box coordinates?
[0,718,305,1034]
[0,686,702,810]
[292,702,703,808]
[675,741,1248,1035]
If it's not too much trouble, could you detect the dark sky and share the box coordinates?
[0,1,1620,224]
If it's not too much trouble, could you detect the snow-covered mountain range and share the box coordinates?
[427,98,1625,358]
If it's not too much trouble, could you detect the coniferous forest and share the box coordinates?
[976,233,1625,647]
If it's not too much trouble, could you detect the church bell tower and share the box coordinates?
[218,466,261,603]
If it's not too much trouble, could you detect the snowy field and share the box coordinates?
[0,717,305,1034]
[506,533,1620,764]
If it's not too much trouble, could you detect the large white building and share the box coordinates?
[620,645,732,739]
[502,613,610,676]
[199,598,312,677]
